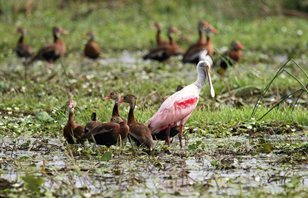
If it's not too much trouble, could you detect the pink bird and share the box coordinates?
[147,50,215,147]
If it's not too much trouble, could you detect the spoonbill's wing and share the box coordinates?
[147,84,199,133]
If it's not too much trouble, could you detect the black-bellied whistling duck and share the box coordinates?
[63,98,84,144]
[16,27,33,59]
[154,22,168,47]
[84,112,102,134]
[143,26,183,62]
[121,94,154,150]
[182,21,218,64]
[84,31,100,59]
[217,41,244,75]
[104,92,126,122]
[16,27,33,80]
[84,116,129,146]
[30,26,67,63]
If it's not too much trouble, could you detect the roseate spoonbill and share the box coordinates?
[30,26,67,63]
[182,21,218,64]
[63,98,85,144]
[147,50,215,147]
[143,26,183,62]
[152,85,184,141]
[84,31,100,59]
[121,94,154,150]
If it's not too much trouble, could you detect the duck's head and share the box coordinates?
[231,40,244,50]
[202,21,218,34]
[67,98,75,113]
[52,26,68,37]
[122,94,137,106]
[16,27,26,35]
[104,92,122,104]
[154,22,162,30]
[86,31,95,40]
[167,26,180,35]
[111,116,124,124]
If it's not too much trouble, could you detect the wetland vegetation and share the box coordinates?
[0,0,307,197]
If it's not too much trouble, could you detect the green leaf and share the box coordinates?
[21,174,44,193]
[259,143,274,153]
[101,151,112,161]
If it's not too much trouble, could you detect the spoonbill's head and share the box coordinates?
[231,40,244,50]
[197,50,215,98]
[202,21,218,34]
[104,92,121,104]
[17,27,26,35]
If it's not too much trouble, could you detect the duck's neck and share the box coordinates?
[53,34,59,43]
[206,35,211,43]
[88,36,94,42]
[197,29,204,44]
[156,29,162,44]
[168,33,174,45]
[68,111,75,126]
[127,102,136,125]
[18,34,24,44]
[112,102,120,117]
[194,65,206,90]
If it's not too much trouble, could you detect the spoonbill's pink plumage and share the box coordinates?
[147,50,215,147]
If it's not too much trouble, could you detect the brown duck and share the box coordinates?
[104,92,126,122]
[217,41,244,75]
[30,26,67,63]
[63,98,84,144]
[84,116,129,146]
[121,94,154,150]
[16,27,33,59]
[84,31,100,59]
[143,26,183,62]
[84,112,102,134]
[154,22,168,47]
[182,21,218,64]
[16,27,33,80]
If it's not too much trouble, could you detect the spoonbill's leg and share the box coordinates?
[179,121,184,147]
[165,125,171,145]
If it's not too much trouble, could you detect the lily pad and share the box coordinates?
[35,111,54,122]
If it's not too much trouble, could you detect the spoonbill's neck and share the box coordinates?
[194,64,206,91]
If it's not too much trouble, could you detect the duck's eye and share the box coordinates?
[84,128,89,133]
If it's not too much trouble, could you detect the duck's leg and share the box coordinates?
[165,125,171,145]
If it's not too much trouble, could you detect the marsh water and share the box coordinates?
[0,51,307,197]
[1,132,307,197]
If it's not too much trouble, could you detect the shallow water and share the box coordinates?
[1,133,307,197]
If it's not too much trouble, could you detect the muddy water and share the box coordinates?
[1,133,307,197]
